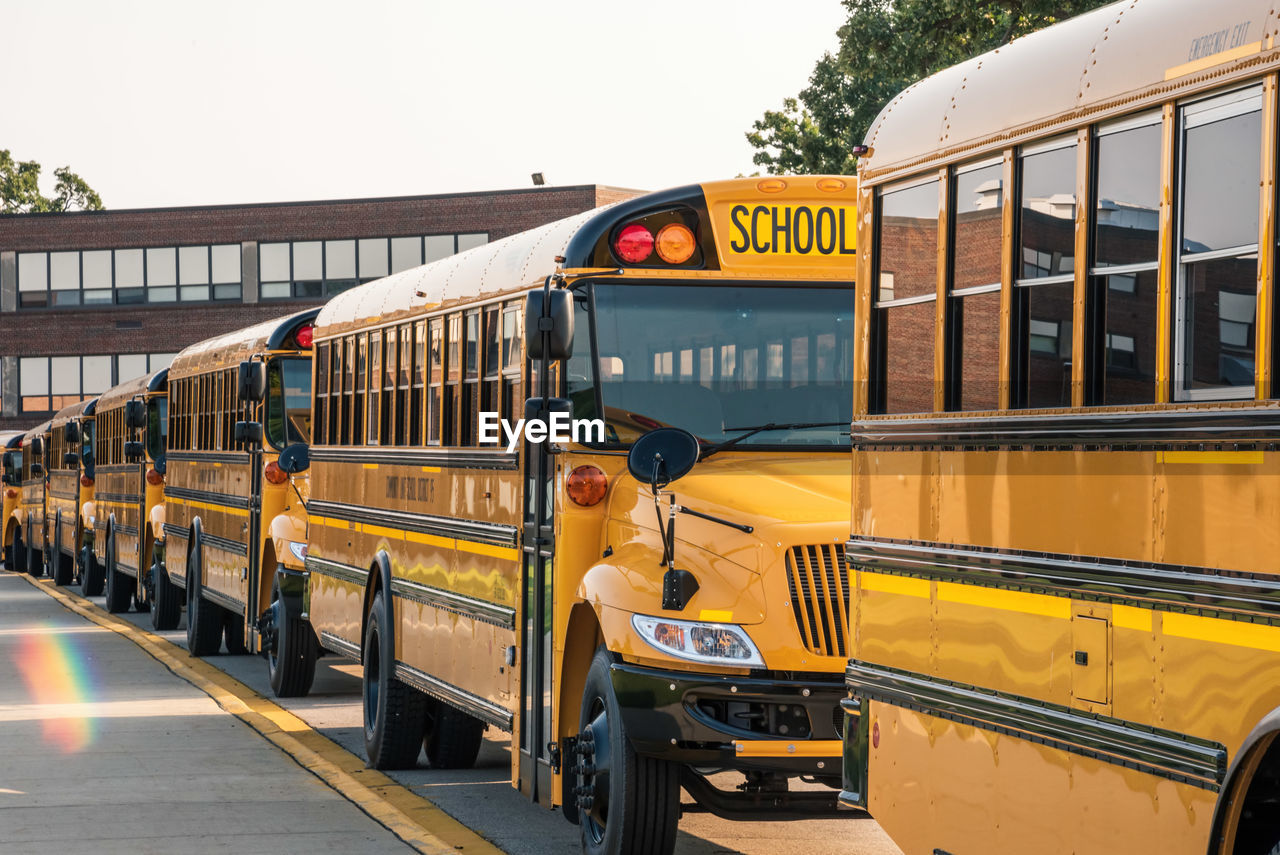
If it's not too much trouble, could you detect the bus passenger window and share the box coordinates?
[875,178,938,414]
[1092,115,1161,405]
[1178,87,1261,399]
[368,331,382,445]
[1016,138,1076,408]
[948,160,1003,411]
[428,319,442,445]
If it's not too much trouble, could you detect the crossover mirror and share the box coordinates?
[626,427,700,489]
[278,443,310,474]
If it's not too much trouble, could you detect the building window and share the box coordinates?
[17,245,240,308]
[260,234,487,300]
[18,353,175,414]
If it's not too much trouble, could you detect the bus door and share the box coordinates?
[237,359,267,650]
[517,285,573,805]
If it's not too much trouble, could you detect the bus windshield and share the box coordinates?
[568,283,854,447]
[267,358,312,448]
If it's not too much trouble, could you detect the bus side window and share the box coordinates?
[462,310,480,446]
[428,318,443,446]
[875,178,940,414]
[368,330,382,446]
[481,307,500,446]
[947,159,1003,412]
[315,342,330,446]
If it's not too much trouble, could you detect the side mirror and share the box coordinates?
[2,451,12,476]
[234,420,264,447]
[31,462,44,477]
[238,361,267,402]
[626,428,700,489]
[63,452,80,467]
[278,443,310,474]
[124,400,147,429]
[124,441,145,463]
[64,422,81,444]
[31,437,44,457]
[524,288,574,361]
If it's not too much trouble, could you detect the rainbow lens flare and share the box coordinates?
[14,623,96,753]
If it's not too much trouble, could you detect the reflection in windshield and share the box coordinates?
[267,358,312,448]
[568,284,854,448]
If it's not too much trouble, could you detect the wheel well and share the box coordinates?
[360,560,383,664]
[3,517,14,549]
[558,602,605,740]
[1233,734,1280,855]
[259,542,278,618]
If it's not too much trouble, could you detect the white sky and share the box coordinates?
[3,0,847,210]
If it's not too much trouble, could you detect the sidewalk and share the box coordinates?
[0,572,414,855]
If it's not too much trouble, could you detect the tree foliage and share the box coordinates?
[0,150,103,213]
[747,0,1116,175]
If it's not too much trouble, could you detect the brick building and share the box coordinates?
[0,185,639,430]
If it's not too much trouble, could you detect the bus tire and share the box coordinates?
[577,647,679,855]
[185,544,222,656]
[104,531,132,613]
[424,701,485,770]
[12,528,26,574]
[3,542,11,572]
[362,590,426,769]
[80,544,104,597]
[53,529,73,587]
[25,525,40,578]
[223,611,249,655]
[267,575,317,698]
[150,554,180,631]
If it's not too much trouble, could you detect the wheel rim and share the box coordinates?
[265,598,282,673]
[578,698,614,844]
[363,629,380,737]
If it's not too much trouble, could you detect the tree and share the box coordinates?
[747,0,1116,175]
[0,150,103,213]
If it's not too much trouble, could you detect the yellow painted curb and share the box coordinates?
[20,574,505,855]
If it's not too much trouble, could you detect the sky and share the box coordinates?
[4,0,847,210]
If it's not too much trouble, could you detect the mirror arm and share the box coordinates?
[677,505,753,534]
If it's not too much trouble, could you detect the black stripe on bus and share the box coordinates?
[201,532,249,557]
[112,524,140,538]
[310,446,519,471]
[389,577,516,630]
[393,661,514,732]
[167,451,253,465]
[850,406,1280,450]
[97,492,143,505]
[117,560,137,578]
[201,585,245,614]
[309,499,519,549]
[847,660,1226,790]
[319,630,361,660]
[166,486,252,511]
[305,556,370,587]
[162,523,189,541]
[844,536,1280,622]
[49,489,77,501]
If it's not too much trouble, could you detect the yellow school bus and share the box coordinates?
[293,177,859,853]
[92,368,168,617]
[2,432,26,571]
[46,398,98,591]
[164,308,316,656]
[15,421,51,578]
[841,3,1280,854]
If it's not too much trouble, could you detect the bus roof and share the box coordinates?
[22,420,50,445]
[51,397,97,429]
[861,0,1277,183]
[1,431,24,450]
[315,176,858,338]
[169,308,320,381]
[315,206,606,338]
[97,367,169,414]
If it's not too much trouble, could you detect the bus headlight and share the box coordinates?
[631,614,764,667]
[287,541,308,563]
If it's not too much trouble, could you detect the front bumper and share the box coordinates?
[609,661,848,775]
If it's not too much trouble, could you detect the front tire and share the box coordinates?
[103,532,132,613]
[53,528,73,586]
[80,543,104,597]
[362,590,426,769]
[12,528,26,574]
[185,544,222,656]
[25,525,41,578]
[267,574,317,698]
[150,552,180,630]
[576,647,679,855]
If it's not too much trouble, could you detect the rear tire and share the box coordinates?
[103,532,131,613]
[424,701,485,769]
[25,525,41,578]
[80,543,104,597]
[150,553,180,630]
[363,590,426,769]
[12,528,26,574]
[223,611,249,655]
[267,575,317,698]
[577,647,679,855]
[185,544,222,656]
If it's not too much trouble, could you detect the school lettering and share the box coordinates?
[728,204,856,256]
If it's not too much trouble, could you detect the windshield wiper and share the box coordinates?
[699,421,847,460]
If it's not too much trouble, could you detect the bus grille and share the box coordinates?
[785,544,849,658]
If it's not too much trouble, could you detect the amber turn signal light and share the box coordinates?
[80,475,94,488]
[264,461,288,485]
[145,468,164,487]
[4,488,17,500]
[655,224,696,264]
[567,465,608,506]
